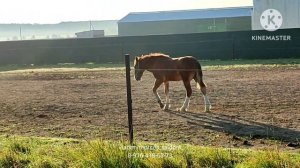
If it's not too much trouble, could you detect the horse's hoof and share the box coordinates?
[177,107,187,112]
[159,104,164,109]
[163,104,170,111]
[205,105,212,112]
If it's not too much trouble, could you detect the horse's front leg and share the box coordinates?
[163,82,170,111]
[153,79,164,109]
[179,81,192,112]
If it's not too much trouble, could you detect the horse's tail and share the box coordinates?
[195,62,206,89]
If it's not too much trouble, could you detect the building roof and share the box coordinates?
[119,6,253,23]
[75,30,104,35]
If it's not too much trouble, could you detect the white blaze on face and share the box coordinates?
[134,58,139,80]
[134,69,138,80]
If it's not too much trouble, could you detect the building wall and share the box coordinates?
[118,17,251,36]
[1,28,299,65]
[252,0,300,30]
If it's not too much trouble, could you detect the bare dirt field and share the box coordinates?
[0,66,299,150]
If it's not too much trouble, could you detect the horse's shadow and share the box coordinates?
[165,110,300,142]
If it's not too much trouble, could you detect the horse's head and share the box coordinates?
[134,56,145,81]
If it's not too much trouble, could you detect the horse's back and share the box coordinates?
[155,56,198,70]
[173,56,199,69]
[147,54,200,81]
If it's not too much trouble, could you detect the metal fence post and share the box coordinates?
[125,54,134,145]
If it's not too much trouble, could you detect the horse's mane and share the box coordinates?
[140,53,170,59]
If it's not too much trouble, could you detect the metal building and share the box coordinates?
[75,30,105,38]
[252,0,300,30]
[118,7,252,36]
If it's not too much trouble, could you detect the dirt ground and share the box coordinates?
[0,67,299,151]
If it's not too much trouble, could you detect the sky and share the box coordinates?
[0,0,253,24]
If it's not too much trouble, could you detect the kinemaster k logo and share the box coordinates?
[260,9,283,31]
[252,8,291,41]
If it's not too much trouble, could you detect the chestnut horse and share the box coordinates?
[134,53,211,112]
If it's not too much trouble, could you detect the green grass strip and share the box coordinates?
[0,135,299,168]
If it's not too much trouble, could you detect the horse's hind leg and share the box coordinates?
[153,79,164,109]
[199,80,211,112]
[179,81,192,112]
[163,82,170,111]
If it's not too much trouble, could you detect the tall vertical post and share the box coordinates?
[125,54,134,145]
[19,26,22,40]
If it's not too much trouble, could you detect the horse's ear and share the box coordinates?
[135,56,139,62]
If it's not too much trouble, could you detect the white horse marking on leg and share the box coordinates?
[163,93,170,111]
[154,92,161,103]
[203,95,211,112]
[180,96,190,112]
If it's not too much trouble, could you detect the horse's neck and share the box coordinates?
[141,57,155,70]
